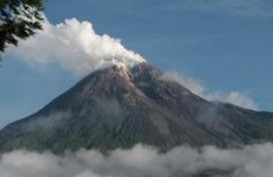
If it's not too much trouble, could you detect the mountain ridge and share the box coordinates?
[1,63,273,153]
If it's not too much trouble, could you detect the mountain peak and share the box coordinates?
[1,63,273,153]
[130,62,162,80]
[112,64,131,81]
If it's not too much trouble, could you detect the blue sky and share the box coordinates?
[1,0,273,127]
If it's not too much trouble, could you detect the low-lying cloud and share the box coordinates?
[23,112,71,131]
[1,143,273,177]
[7,18,146,77]
[162,71,258,110]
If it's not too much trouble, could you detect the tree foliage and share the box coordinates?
[0,0,44,59]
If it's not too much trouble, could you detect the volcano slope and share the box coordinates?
[1,63,273,153]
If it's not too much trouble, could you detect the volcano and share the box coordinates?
[1,63,273,153]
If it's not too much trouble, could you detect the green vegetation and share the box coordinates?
[0,0,44,60]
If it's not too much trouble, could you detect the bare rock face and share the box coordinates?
[1,63,273,153]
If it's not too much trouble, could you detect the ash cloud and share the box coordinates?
[7,18,146,77]
[1,143,273,177]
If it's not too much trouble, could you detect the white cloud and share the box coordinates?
[7,18,146,77]
[206,91,259,110]
[1,143,273,177]
[162,71,259,110]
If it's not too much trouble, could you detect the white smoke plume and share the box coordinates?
[162,71,259,110]
[7,18,146,77]
[6,16,258,110]
[1,143,273,177]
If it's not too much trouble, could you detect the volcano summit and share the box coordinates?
[1,63,273,153]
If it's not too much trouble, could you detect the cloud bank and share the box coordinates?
[162,71,258,110]
[1,143,273,177]
[7,18,146,77]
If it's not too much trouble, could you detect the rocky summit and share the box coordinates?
[1,63,273,153]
